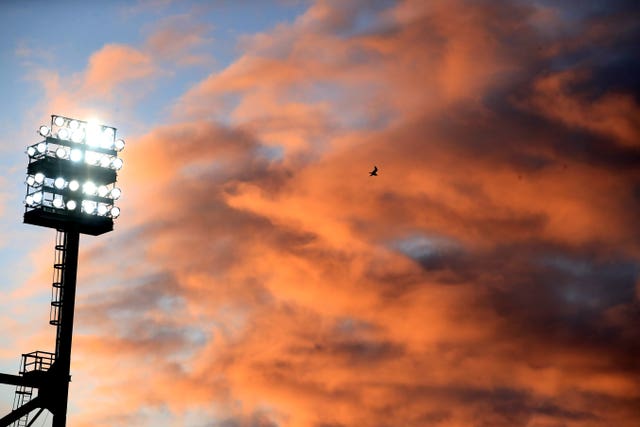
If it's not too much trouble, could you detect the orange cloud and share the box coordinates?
[7,1,639,426]
[83,44,155,97]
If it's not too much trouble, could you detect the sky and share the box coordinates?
[0,0,639,426]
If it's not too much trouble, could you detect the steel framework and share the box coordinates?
[0,115,124,426]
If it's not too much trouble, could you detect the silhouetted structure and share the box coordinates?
[0,115,125,427]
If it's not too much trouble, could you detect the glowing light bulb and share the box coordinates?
[58,128,70,140]
[83,181,97,195]
[70,149,83,162]
[54,177,66,189]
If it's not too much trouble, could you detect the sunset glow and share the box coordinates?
[0,1,638,426]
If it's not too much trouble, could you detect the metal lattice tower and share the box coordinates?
[0,115,125,427]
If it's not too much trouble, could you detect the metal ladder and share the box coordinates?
[50,230,66,354]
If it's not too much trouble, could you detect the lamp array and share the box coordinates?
[24,172,121,218]
[38,115,125,152]
[25,191,120,218]
[26,142,124,170]
[25,115,124,222]
[25,173,121,198]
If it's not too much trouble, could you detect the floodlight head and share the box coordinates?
[24,114,125,235]
[100,155,111,168]
[58,128,70,140]
[71,130,84,143]
[114,138,125,151]
[82,181,97,195]
[82,200,96,214]
[70,149,83,162]
[54,177,66,189]
[110,187,121,200]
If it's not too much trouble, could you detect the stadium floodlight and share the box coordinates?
[97,204,108,216]
[54,177,66,189]
[97,185,109,197]
[82,200,96,214]
[114,138,125,151]
[70,149,83,162]
[71,130,84,143]
[24,114,125,235]
[85,151,99,165]
[82,181,97,195]
[58,128,70,141]
[56,147,68,159]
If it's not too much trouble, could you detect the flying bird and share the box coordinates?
[369,166,378,176]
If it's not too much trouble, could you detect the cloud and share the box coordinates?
[145,14,214,66]
[23,43,159,125]
[83,44,156,97]
[9,0,640,426]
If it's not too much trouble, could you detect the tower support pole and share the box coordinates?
[51,230,80,427]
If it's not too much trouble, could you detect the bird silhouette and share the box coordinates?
[369,166,378,176]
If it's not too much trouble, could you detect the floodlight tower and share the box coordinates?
[0,115,125,427]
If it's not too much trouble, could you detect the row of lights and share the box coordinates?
[26,173,122,199]
[25,192,120,218]
[27,143,123,170]
[39,116,125,152]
